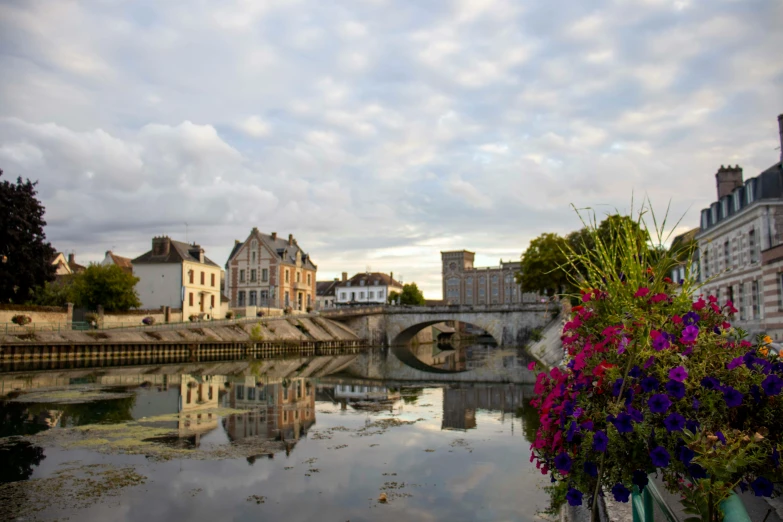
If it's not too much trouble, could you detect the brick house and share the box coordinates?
[225,229,317,311]
[441,251,540,305]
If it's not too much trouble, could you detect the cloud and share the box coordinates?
[0,0,781,298]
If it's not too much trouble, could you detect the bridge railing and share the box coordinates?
[631,480,751,522]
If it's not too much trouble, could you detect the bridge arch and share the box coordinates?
[390,320,499,346]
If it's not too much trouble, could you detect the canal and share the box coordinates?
[0,343,548,521]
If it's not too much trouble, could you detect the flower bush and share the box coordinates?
[11,314,31,326]
[530,208,783,522]
[142,316,155,325]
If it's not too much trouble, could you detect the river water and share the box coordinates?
[0,343,547,522]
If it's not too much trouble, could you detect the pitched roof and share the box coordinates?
[316,280,340,296]
[227,229,317,270]
[106,251,133,270]
[335,272,403,289]
[132,238,220,267]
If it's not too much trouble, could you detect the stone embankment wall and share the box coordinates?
[527,314,567,369]
[0,305,69,324]
[0,316,360,347]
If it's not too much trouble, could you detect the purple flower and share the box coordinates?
[618,336,629,354]
[644,356,656,369]
[566,421,579,442]
[632,470,649,490]
[648,394,671,414]
[773,448,781,467]
[584,461,598,477]
[715,431,726,445]
[700,377,720,390]
[566,488,583,506]
[640,376,659,392]
[680,325,699,343]
[612,378,624,397]
[750,384,762,404]
[593,431,609,452]
[628,406,644,423]
[629,366,641,378]
[751,477,774,497]
[652,335,670,351]
[689,464,707,479]
[692,399,700,410]
[611,412,634,433]
[677,446,695,465]
[663,413,686,432]
[669,366,688,382]
[683,311,701,325]
[665,380,686,400]
[554,452,572,472]
[650,446,671,467]
[686,419,701,433]
[581,420,594,431]
[727,357,744,370]
[573,407,584,418]
[612,483,631,503]
[762,375,783,396]
[723,386,743,407]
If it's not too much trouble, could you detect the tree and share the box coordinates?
[517,233,572,296]
[70,264,141,311]
[30,279,74,307]
[387,290,400,304]
[399,283,426,306]
[0,170,56,303]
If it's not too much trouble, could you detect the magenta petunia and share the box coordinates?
[527,361,537,371]
[668,366,688,382]
[634,287,650,298]
[650,293,668,303]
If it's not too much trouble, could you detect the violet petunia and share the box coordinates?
[680,325,699,343]
[669,366,688,382]
[648,394,671,414]
[650,446,671,467]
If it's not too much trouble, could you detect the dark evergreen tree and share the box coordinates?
[0,170,56,303]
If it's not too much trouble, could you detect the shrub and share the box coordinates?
[11,314,31,326]
[529,205,783,522]
[84,312,99,328]
[142,316,155,326]
[225,311,234,319]
[283,307,292,315]
[306,306,313,313]
[256,310,265,317]
[189,314,200,322]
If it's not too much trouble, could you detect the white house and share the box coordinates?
[132,236,224,320]
[334,272,403,306]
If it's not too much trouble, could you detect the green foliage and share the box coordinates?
[399,283,426,306]
[70,264,141,311]
[249,323,264,341]
[0,170,57,303]
[387,290,400,304]
[30,279,73,307]
[517,233,571,296]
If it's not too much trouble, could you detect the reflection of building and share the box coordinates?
[178,374,225,438]
[441,251,540,305]
[441,386,525,431]
[333,384,401,402]
[224,378,315,447]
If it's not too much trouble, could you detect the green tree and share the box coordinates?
[399,283,426,305]
[0,170,56,303]
[70,264,141,311]
[516,233,571,296]
[30,279,74,307]
[387,290,400,304]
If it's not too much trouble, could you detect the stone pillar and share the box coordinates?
[66,303,74,326]
[97,305,104,328]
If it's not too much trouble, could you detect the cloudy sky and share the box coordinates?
[1,0,781,297]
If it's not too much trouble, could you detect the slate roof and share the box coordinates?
[227,229,317,270]
[334,272,403,289]
[316,280,340,297]
[106,251,133,273]
[133,238,220,267]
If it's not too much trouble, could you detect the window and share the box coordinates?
[466,287,472,296]
[378,290,384,298]
[369,291,375,299]
[238,291,246,307]
[739,283,746,321]
[211,295,215,308]
[724,241,730,270]
[249,291,257,306]
[262,268,268,282]
[201,271,205,285]
[189,271,194,284]
[236,385,244,400]
[728,285,734,306]
[746,182,754,204]
[360,279,365,286]
[285,270,289,283]
[492,287,499,296]
[341,292,347,300]
[189,293,194,306]
[703,250,709,278]
[721,199,728,219]
[749,229,758,264]
[733,191,741,212]
[252,251,256,263]
[240,269,246,282]
[211,273,215,287]
[752,280,760,319]
[492,275,498,283]
[778,274,783,311]
[479,287,485,296]
[250,269,257,282]
[307,274,311,285]
[360,292,365,299]
[247,387,255,401]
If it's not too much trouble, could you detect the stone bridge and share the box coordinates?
[320,303,556,347]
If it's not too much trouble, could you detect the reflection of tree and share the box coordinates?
[0,440,45,483]
[59,396,136,427]
[0,402,51,437]
[516,400,541,445]
[400,387,423,404]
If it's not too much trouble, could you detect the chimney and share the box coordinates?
[105,251,111,257]
[152,236,171,256]
[715,165,743,199]
[778,113,783,162]
[271,232,277,240]
[288,234,293,246]
[390,271,394,282]
[342,272,348,282]
[68,253,75,265]
[234,239,240,245]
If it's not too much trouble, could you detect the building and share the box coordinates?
[669,228,700,284]
[101,250,133,275]
[315,279,341,310]
[333,272,403,306]
[441,251,539,305]
[225,228,317,311]
[132,236,223,320]
[695,114,783,339]
[50,253,72,276]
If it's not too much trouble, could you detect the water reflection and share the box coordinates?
[405,339,532,373]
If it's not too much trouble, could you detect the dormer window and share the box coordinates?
[721,199,728,219]
[360,280,365,286]
[746,181,755,204]
[347,281,351,287]
[374,280,379,286]
[701,212,709,229]
[733,191,741,212]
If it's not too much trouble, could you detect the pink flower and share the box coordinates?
[634,287,650,298]
[692,298,706,310]
[527,361,537,371]
[650,293,668,303]
[672,315,683,324]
